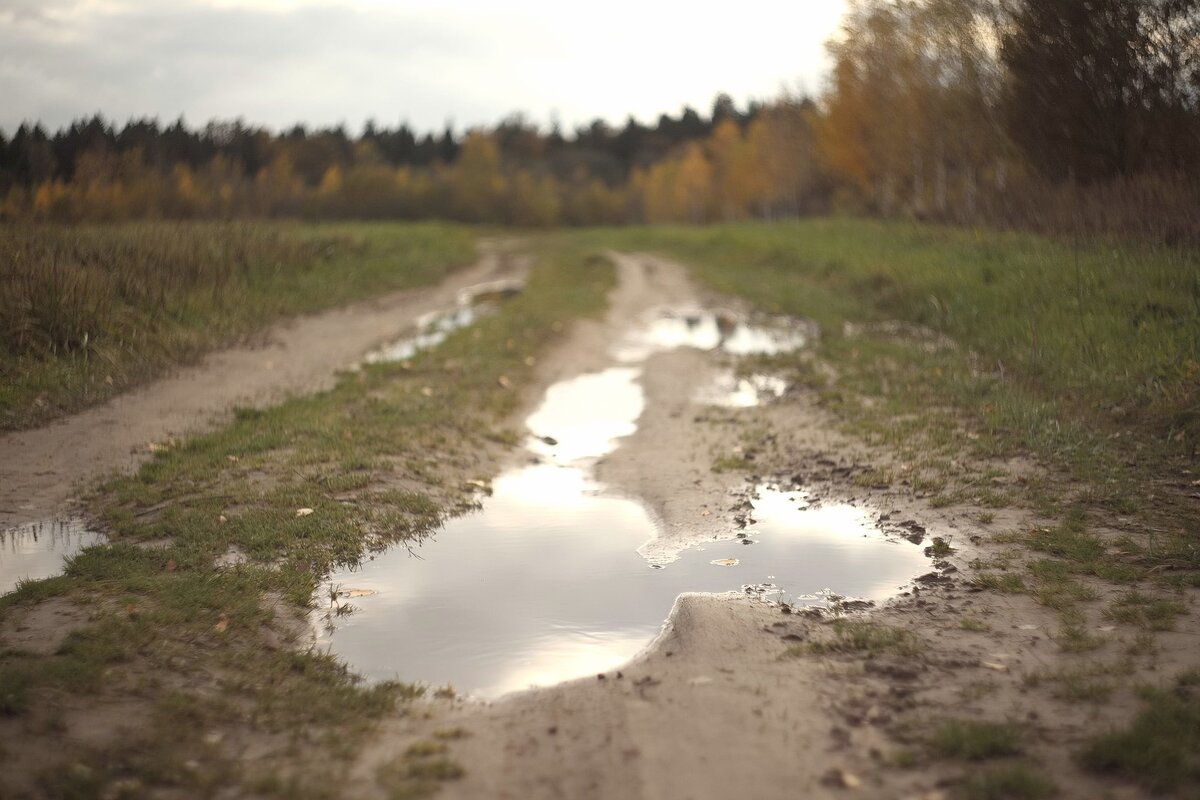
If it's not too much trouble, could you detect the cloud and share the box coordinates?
[0,0,843,135]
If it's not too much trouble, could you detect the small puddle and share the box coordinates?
[1,517,104,595]
[318,306,928,697]
[363,279,522,365]
[613,307,813,363]
[694,371,788,408]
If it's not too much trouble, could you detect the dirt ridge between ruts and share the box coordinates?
[0,243,525,529]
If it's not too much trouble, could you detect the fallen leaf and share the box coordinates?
[981,661,1008,671]
[217,515,228,525]
[497,375,512,389]
[421,386,434,397]
[296,508,314,517]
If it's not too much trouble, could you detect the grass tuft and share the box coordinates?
[1080,688,1200,792]
[930,720,1022,761]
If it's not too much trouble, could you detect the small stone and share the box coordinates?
[820,768,862,789]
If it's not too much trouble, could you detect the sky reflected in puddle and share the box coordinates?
[694,371,788,408]
[318,471,926,699]
[613,308,811,363]
[0,518,104,595]
[318,310,926,698]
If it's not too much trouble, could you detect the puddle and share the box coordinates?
[694,371,787,408]
[613,308,812,363]
[0,517,104,595]
[525,367,644,463]
[318,317,927,697]
[317,473,927,698]
[363,279,522,365]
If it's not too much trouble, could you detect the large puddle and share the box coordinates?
[318,307,928,698]
[0,518,104,596]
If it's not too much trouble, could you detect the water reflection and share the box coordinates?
[694,371,788,408]
[319,474,926,699]
[317,302,925,699]
[526,367,643,463]
[0,517,104,595]
[613,308,811,363]
[363,279,523,365]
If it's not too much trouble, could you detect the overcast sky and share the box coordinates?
[0,0,847,136]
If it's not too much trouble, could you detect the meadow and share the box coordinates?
[0,221,475,429]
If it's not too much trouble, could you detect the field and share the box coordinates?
[0,222,475,429]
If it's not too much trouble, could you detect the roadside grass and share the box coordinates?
[0,238,615,796]
[0,221,475,430]
[1081,680,1200,793]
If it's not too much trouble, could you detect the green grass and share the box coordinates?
[1081,687,1200,792]
[0,236,615,796]
[930,720,1022,761]
[0,221,475,429]
[957,765,1057,800]
[1106,590,1188,631]
[801,619,922,657]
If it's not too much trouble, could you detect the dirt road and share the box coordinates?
[345,253,1184,799]
[3,247,1192,798]
[0,245,524,529]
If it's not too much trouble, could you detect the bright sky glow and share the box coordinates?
[0,0,847,134]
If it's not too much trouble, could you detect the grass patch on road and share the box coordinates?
[802,619,922,657]
[930,720,1022,761]
[1081,684,1200,792]
[0,221,475,430]
[0,238,614,797]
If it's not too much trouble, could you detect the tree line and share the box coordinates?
[3,0,1198,242]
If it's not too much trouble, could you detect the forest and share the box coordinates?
[2,0,1199,243]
